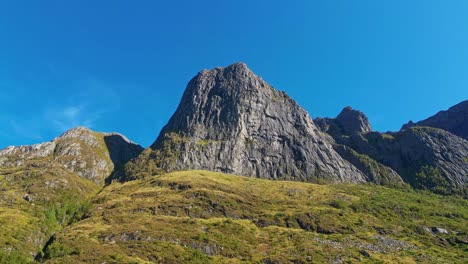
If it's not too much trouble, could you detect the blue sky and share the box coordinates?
[1,1,467,148]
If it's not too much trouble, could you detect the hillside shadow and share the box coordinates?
[103,134,144,184]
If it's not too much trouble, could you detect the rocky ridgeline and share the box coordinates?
[0,127,143,184]
[315,103,468,195]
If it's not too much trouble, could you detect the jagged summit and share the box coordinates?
[195,62,253,85]
[139,63,366,182]
[401,100,468,140]
[214,61,249,71]
[314,106,371,137]
[336,106,372,134]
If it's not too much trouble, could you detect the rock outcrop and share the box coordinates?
[0,127,143,184]
[129,62,366,183]
[315,106,372,137]
[401,100,468,140]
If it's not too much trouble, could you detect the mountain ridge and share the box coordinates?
[1,63,466,195]
[1,62,467,263]
[314,102,467,196]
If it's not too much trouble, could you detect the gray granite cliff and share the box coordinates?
[139,63,366,182]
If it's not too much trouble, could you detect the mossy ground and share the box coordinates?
[42,170,467,263]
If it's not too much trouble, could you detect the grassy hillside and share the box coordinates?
[42,171,467,263]
[0,159,99,263]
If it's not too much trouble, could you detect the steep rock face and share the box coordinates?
[402,100,468,140]
[136,62,366,182]
[0,127,143,184]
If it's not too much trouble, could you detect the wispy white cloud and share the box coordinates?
[9,120,44,142]
[63,105,82,119]
[1,76,122,147]
[44,77,121,133]
[47,104,86,131]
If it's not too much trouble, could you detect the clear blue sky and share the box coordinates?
[1,1,467,148]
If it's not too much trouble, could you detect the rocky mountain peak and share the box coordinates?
[138,63,366,182]
[335,106,372,134]
[314,106,371,137]
[151,62,287,146]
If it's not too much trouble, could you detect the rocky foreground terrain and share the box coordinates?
[0,63,466,263]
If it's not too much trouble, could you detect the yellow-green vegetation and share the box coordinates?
[380,133,395,140]
[43,171,467,263]
[0,159,99,263]
[196,139,216,147]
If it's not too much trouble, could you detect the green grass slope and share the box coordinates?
[0,159,99,263]
[43,171,467,263]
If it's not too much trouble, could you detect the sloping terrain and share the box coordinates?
[42,171,467,263]
[0,156,98,262]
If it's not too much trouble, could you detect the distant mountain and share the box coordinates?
[402,100,468,140]
[126,62,366,183]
